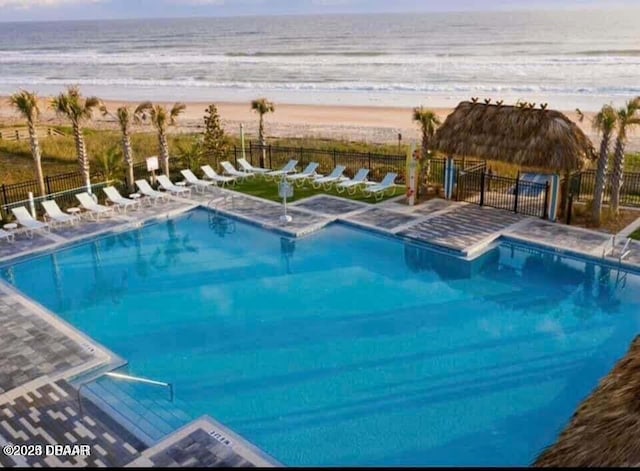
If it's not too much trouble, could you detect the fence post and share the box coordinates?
[566,194,573,225]
[333,149,337,167]
[513,172,520,213]
[543,181,550,219]
[479,172,485,206]
[268,145,272,168]
[15,130,20,141]
[368,152,372,170]
[45,175,52,195]
[0,184,7,218]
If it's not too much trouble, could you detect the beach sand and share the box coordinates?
[1,97,638,152]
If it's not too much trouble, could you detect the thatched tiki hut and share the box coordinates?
[433,101,595,213]
[535,335,640,467]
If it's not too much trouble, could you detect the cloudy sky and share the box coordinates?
[0,0,635,22]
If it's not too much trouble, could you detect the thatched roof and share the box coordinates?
[534,335,640,467]
[433,101,594,171]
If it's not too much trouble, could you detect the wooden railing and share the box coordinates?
[0,127,65,141]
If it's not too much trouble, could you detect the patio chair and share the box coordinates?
[41,200,80,227]
[135,179,170,205]
[0,229,15,243]
[311,165,347,190]
[363,172,398,201]
[11,206,50,238]
[157,175,192,198]
[286,162,320,187]
[180,169,216,193]
[103,186,140,213]
[238,158,271,175]
[201,165,237,187]
[336,168,370,195]
[75,192,115,220]
[221,161,254,179]
[265,160,298,181]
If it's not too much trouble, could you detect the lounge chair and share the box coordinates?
[0,229,15,243]
[238,158,270,175]
[221,161,254,179]
[336,168,370,195]
[201,165,237,187]
[75,192,115,220]
[135,179,169,205]
[264,159,298,181]
[41,200,80,227]
[180,169,216,193]
[103,186,140,213]
[363,172,398,201]
[11,206,49,238]
[311,165,347,190]
[157,175,192,198]
[286,162,320,187]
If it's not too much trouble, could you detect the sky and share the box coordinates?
[0,0,636,22]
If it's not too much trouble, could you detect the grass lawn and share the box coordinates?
[228,176,406,204]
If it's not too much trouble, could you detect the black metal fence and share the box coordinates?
[571,170,640,208]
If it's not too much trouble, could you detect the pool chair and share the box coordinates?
[363,172,398,201]
[11,206,50,238]
[41,200,80,227]
[311,165,347,190]
[336,168,370,195]
[0,228,15,243]
[221,161,254,180]
[201,165,237,187]
[136,179,170,205]
[103,186,140,213]
[264,159,298,181]
[237,158,271,176]
[75,192,115,220]
[157,175,192,198]
[180,169,217,193]
[286,162,320,187]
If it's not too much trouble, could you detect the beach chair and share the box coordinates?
[238,158,270,175]
[75,192,115,220]
[286,162,320,187]
[363,172,398,201]
[103,186,140,213]
[157,175,192,198]
[180,169,216,193]
[0,229,15,243]
[201,165,237,187]
[336,168,370,195]
[264,160,298,181]
[11,206,50,238]
[135,179,169,205]
[41,200,80,227]
[311,165,347,190]
[221,161,254,179]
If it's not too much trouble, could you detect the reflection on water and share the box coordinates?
[280,237,296,274]
[208,212,236,238]
[150,220,198,270]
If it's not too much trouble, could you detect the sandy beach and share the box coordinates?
[1,97,638,153]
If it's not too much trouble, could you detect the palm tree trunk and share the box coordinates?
[122,132,135,192]
[592,134,611,226]
[158,129,170,175]
[73,122,91,191]
[609,137,625,215]
[259,115,266,168]
[27,121,45,196]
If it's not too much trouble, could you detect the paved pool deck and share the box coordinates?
[0,186,638,467]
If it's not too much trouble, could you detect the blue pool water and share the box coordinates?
[3,208,640,466]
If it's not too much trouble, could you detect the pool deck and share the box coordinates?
[0,187,639,467]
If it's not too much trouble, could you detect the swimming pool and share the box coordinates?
[2,208,640,466]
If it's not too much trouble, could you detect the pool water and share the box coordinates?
[3,208,640,466]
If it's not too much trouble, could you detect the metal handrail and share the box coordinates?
[104,372,173,402]
[619,237,632,263]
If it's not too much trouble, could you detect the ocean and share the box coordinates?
[1,9,639,111]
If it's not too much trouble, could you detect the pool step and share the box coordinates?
[81,375,194,446]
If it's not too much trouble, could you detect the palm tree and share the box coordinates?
[412,106,441,198]
[101,104,136,192]
[95,146,124,181]
[591,104,617,226]
[610,97,640,215]
[9,90,45,196]
[50,86,100,190]
[135,102,185,176]
[251,98,275,168]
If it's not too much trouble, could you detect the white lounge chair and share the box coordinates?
[311,165,347,190]
[157,175,192,198]
[363,172,398,201]
[286,162,320,187]
[135,179,169,205]
[76,192,115,220]
[221,161,254,179]
[11,206,49,238]
[180,169,215,193]
[41,200,79,227]
[238,158,270,175]
[201,165,236,187]
[0,229,15,243]
[336,168,370,195]
[103,186,140,213]
[265,160,298,181]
